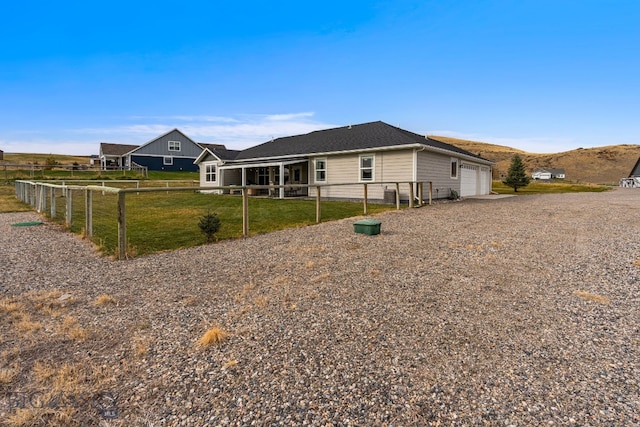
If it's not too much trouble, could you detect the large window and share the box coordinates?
[315,158,327,182]
[451,158,458,179]
[163,156,173,165]
[168,141,181,151]
[205,164,216,182]
[360,155,374,181]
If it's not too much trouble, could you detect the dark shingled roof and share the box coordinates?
[234,121,490,162]
[200,144,240,161]
[100,143,139,156]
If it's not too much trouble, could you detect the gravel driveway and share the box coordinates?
[1,190,639,426]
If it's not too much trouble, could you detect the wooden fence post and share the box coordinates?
[118,191,127,259]
[50,187,56,217]
[418,182,424,206]
[428,182,433,205]
[363,184,368,215]
[85,188,93,238]
[242,188,249,237]
[65,187,73,227]
[316,186,321,223]
[408,183,414,208]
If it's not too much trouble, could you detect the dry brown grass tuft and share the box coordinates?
[253,295,269,307]
[0,364,19,384]
[0,298,24,314]
[15,314,43,333]
[633,260,640,267]
[309,273,331,283]
[134,337,150,357]
[575,290,611,305]
[58,316,90,341]
[223,359,238,368]
[198,326,230,347]
[94,294,117,306]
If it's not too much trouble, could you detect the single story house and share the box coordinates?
[532,168,566,180]
[195,121,494,201]
[99,143,139,170]
[99,129,229,172]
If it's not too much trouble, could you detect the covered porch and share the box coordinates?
[220,158,309,198]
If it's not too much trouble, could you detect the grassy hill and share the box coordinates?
[432,137,640,185]
[1,152,91,165]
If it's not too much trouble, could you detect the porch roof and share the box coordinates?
[219,157,308,170]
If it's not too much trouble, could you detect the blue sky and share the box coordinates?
[1,0,638,155]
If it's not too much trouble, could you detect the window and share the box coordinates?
[360,155,374,181]
[205,164,216,182]
[451,158,458,178]
[168,141,181,151]
[163,156,173,165]
[315,158,327,182]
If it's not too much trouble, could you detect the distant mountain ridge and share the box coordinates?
[432,136,640,185]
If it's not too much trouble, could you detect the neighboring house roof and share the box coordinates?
[100,143,139,156]
[200,144,240,161]
[233,121,492,163]
[533,168,565,176]
[126,128,203,156]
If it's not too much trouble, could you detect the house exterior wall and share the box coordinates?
[416,150,461,199]
[133,130,203,157]
[310,149,414,201]
[131,155,199,171]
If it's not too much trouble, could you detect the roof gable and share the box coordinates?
[130,129,203,157]
[234,121,491,163]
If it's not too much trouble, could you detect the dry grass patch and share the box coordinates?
[15,314,43,334]
[0,298,24,314]
[133,336,150,357]
[0,364,19,384]
[94,294,117,306]
[58,316,90,341]
[198,326,230,347]
[633,260,640,267]
[575,290,611,305]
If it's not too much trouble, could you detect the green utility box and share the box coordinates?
[353,219,382,235]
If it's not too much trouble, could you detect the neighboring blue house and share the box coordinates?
[125,129,208,172]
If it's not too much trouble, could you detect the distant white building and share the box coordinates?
[532,168,566,180]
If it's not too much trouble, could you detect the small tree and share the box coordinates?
[198,211,221,243]
[502,154,531,192]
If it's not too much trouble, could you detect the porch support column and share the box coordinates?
[279,163,285,199]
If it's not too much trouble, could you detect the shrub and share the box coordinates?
[199,211,221,243]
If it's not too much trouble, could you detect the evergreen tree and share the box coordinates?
[199,211,221,243]
[502,154,531,192]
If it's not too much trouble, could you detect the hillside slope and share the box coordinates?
[433,137,640,185]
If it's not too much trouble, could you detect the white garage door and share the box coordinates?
[460,164,479,197]
[479,167,490,195]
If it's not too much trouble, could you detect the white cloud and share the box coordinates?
[1,112,339,155]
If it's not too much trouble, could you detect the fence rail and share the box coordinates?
[15,180,433,260]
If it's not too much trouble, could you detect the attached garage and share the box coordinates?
[460,164,479,197]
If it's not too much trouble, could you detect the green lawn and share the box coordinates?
[492,180,611,194]
[55,190,394,257]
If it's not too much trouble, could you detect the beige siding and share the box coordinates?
[416,151,461,199]
[310,150,414,200]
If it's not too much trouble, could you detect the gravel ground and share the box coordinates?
[1,190,639,426]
